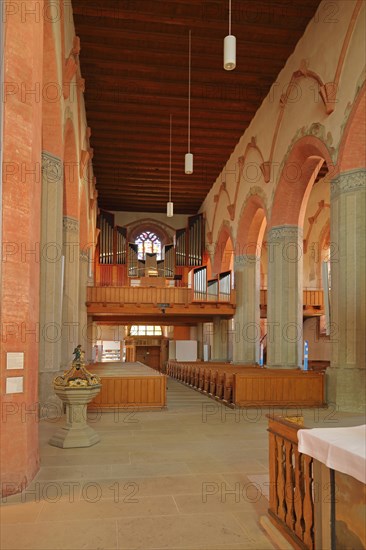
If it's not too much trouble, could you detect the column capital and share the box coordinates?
[268,225,302,240]
[234,254,259,269]
[63,216,79,233]
[331,168,366,200]
[42,151,63,184]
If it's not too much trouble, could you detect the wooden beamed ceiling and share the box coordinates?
[72,0,322,214]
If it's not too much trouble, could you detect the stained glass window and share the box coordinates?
[135,231,162,260]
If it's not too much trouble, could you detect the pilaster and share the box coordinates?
[39,152,63,407]
[61,216,80,367]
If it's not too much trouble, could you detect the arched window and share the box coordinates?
[135,231,162,260]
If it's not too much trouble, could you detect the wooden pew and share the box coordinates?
[167,360,326,409]
[233,369,325,407]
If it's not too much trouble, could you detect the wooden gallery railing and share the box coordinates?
[260,289,324,311]
[267,415,314,550]
[87,285,192,305]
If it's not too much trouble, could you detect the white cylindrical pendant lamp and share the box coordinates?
[224,34,236,70]
[185,153,193,175]
[167,201,174,218]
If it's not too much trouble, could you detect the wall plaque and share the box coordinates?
[6,377,24,394]
[6,352,24,370]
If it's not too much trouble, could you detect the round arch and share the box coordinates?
[236,194,267,256]
[212,223,234,275]
[337,82,366,173]
[42,4,63,157]
[79,185,89,249]
[270,136,333,228]
[63,119,79,218]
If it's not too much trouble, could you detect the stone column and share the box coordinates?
[78,250,89,359]
[196,323,204,360]
[61,216,80,367]
[39,152,63,408]
[267,225,303,368]
[233,255,260,363]
[212,317,229,360]
[328,169,366,412]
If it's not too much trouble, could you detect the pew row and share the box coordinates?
[88,362,167,410]
[167,361,325,408]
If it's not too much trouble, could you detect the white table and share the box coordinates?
[297,424,366,549]
[298,424,366,483]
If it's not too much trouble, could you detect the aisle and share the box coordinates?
[1,378,275,550]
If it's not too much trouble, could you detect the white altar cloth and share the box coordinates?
[297,424,366,484]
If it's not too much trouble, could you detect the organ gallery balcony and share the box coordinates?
[260,289,325,317]
[86,276,236,324]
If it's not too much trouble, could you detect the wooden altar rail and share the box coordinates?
[260,289,324,309]
[167,361,325,409]
[267,415,314,550]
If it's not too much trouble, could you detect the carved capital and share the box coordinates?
[63,216,79,233]
[331,169,366,200]
[269,225,302,241]
[41,151,63,184]
[234,255,259,269]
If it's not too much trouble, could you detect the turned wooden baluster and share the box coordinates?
[276,436,286,522]
[293,447,305,541]
[303,454,314,549]
[268,431,279,514]
[284,440,295,530]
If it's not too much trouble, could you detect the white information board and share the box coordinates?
[6,377,24,394]
[6,352,24,370]
[176,340,197,362]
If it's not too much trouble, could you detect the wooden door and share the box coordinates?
[136,346,160,370]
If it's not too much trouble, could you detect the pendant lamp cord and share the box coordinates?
[188,30,191,154]
[229,0,232,35]
[169,114,172,203]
